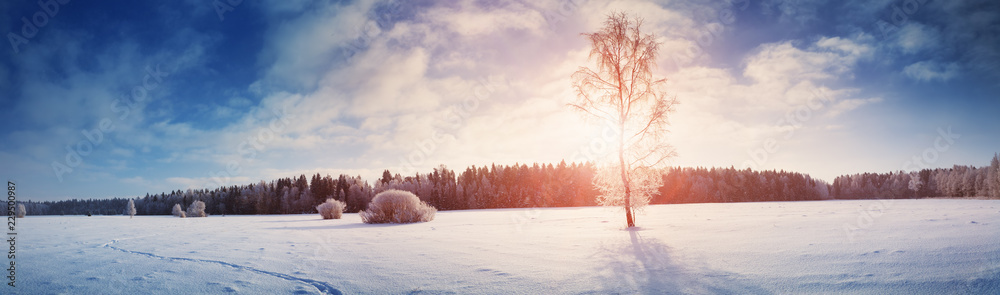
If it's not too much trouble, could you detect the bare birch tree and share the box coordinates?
[571,12,677,227]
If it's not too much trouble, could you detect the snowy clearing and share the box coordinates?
[12,199,1000,294]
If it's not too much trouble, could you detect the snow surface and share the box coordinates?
[12,199,1000,294]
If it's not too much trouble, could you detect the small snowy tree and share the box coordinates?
[186,200,206,217]
[316,198,346,219]
[172,204,185,218]
[360,190,436,224]
[126,199,136,218]
[15,204,26,218]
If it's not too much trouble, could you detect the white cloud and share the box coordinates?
[257,0,378,90]
[742,36,873,96]
[761,0,826,25]
[826,97,883,118]
[893,23,941,54]
[423,0,547,37]
[662,34,881,170]
[815,36,874,58]
[902,61,959,82]
[337,46,440,117]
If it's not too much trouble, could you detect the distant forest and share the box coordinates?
[20,155,1000,216]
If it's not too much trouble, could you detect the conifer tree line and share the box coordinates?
[20,198,132,216]
[18,154,1000,216]
[657,167,832,203]
[21,162,599,216]
[832,153,1000,199]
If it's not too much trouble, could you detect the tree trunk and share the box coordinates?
[619,121,634,228]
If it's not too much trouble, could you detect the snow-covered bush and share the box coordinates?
[187,201,207,217]
[360,190,436,224]
[172,204,185,218]
[316,199,346,219]
[15,204,25,218]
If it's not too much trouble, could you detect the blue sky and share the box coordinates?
[2,0,998,201]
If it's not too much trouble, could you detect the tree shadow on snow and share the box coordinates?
[588,229,771,294]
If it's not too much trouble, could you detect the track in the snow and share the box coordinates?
[101,240,342,295]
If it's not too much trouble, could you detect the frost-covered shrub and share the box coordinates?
[15,204,25,218]
[186,201,207,217]
[316,199,346,219]
[360,190,436,224]
[172,204,185,218]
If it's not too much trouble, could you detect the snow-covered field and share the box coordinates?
[12,199,1000,294]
